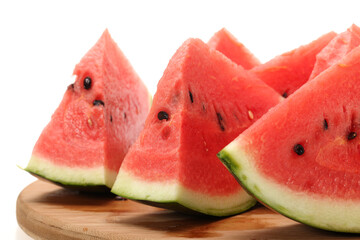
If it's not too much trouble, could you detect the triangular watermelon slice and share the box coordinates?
[111,38,282,216]
[250,31,336,97]
[25,30,151,189]
[208,28,261,69]
[219,45,360,232]
[309,24,360,80]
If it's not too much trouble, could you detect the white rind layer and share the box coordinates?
[104,168,119,188]
[26,154,106,186]
[111,168,256,216]
[221,138,360,233]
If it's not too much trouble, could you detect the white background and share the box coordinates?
[1,0,360,238]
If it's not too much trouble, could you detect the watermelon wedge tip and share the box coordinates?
[111,38,282,216]
[309,24,360,80]
[25,29,151,190]
[250,31,336,97]
[208,28,261,69]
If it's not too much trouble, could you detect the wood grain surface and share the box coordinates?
[17,181,359,239]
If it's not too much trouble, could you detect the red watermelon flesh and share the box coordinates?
[26,30,150,188]
[30,88,106,169]
[111,38,282,216]
[309,24,360,80]
[219,45,360,232]
[250,31,336,97]
[208,28,261,69]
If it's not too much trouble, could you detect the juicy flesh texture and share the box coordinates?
[32,30,149,182]
[121,38,281,196]
[72,29,149,176]
[120,55,185,182]
[33,88,105,167]
[208,28,261,69]
[309,24,360,80]
[236,45,360,200]
[250,32,336,96]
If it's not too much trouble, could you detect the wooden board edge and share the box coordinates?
[16,184,102,240]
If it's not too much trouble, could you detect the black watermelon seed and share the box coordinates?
[67,83,74,91]
[216,112,225,131]
[202,103,206,112]
[348,132,357,140]
[293,144,305,155]
[158,111,169,121]
[124,113,127,119]
[93,100,104,106]
[189,91,194,103]
[110,115,113,122]
[84,77,92,90]
[323,119,328,130]
[282,92,288,98]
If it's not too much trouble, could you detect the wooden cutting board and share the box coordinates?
[17,181,359,240]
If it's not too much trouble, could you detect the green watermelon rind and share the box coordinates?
[137,198,257,217]
[111,169,257,217]
[25,154,111,189]
[28,172,111,192]
[218,143,360,233]
[134,200,224,216]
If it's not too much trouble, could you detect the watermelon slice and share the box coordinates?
[219,45,360,232]
[250,31,336,97]
[309,24,360,80]
[25,30,151,189]
[111,38,282,216]
[208,28,261,69]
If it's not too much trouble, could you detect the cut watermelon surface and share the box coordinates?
[208,28,261,69]
[250,31,336,97]
[219,45,360,232]
[309,24,360,80]
[111,38,282,216]
[25,30,151,188]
